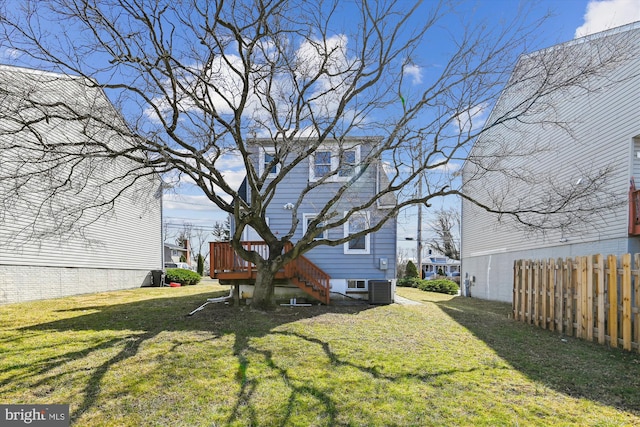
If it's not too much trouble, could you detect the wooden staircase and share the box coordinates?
[210,241,330,304]
[284,251,330,304]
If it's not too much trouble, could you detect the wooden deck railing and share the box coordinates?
[209,241,330,304]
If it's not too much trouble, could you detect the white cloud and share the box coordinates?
[163,193,221,212]
[1,48,20,60]
[145,33,361,138]
[429,160,461,174]
[453,103,489,134]
[403,64,422,85]
[575,0,640,38]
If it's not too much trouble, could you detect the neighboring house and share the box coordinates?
[461,23,640,302]
[164,241,191,268]
[0,65,162,304]
[210,137,397,304]
[422,251,460,279]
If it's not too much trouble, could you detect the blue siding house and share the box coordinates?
[211,137,397,304]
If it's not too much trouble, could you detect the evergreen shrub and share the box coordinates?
[417,279,459,295]
[405,261,419,278]
[165,268,201,286]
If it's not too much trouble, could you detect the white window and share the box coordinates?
[303,213,327,240]
[338,150,357,177]
[313,150,332,179]
[260,148,279,177]
[309,145,360,181]
[344,211,370,254]
[347,279,367,290]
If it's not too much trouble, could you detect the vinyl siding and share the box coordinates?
[0,66,162,303]
[0,189,162,270]
[247,139,397,282]
[461,25,640,302]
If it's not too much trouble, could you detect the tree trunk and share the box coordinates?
[251,263,277,310]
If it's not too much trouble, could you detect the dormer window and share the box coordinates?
[309,145,360,182]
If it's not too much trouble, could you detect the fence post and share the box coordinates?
[608,254,619,349]
[596,254,605,345]
[635,254,640,353]
[566,258,574,337]
[541,259,548,329]
[533,260,540,326]
[622,253,632,351]
[575,256,584,339]
[527,259,533,324]
[557,257,564,334]
[521,260,528,323]
[513,260,520,320]
[586,255,594,342]
[548,258,556,332]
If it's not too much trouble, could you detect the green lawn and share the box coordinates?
[1,282,639,426]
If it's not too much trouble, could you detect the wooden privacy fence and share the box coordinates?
[513,254,640,352]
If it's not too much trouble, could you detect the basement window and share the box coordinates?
[347,279,367,290]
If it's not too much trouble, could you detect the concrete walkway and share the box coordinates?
[394,295,422,305]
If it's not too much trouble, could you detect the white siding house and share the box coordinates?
[461,23,640,302]
[0,66,162,304]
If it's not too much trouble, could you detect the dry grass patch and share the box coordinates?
[0,283,638,426]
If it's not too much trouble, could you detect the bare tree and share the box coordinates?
[175,223,193,249]
[0,0,633,308]
[212,219,231,243]
[395,247,413,279]
[429,208,460,261]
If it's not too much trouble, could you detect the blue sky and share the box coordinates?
[2,0,636,248]
[159,0,640,249]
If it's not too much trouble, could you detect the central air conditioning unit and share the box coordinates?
[368,280,392,304]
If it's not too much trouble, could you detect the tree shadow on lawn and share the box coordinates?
[9,290,373,425]
[436,296,640,415]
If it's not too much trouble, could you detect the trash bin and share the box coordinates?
[151,270,165,287]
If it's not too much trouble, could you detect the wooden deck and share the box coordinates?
[209,241,331,304]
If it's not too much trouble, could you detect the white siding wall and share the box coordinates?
[0,67,163,304]
[461,26,640,302]
[0,180,162,304]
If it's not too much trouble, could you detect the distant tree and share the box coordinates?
[175,223,193,250]
[197,254,205,276]
[396,247,412,279]
[212,219,231,242]
[405,260,419,279]
[429,208,460,261]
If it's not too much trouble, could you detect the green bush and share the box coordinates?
[404,260,419,278]
[165,268,202,286]
[397,277,422,288]
[417,279,459,295]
